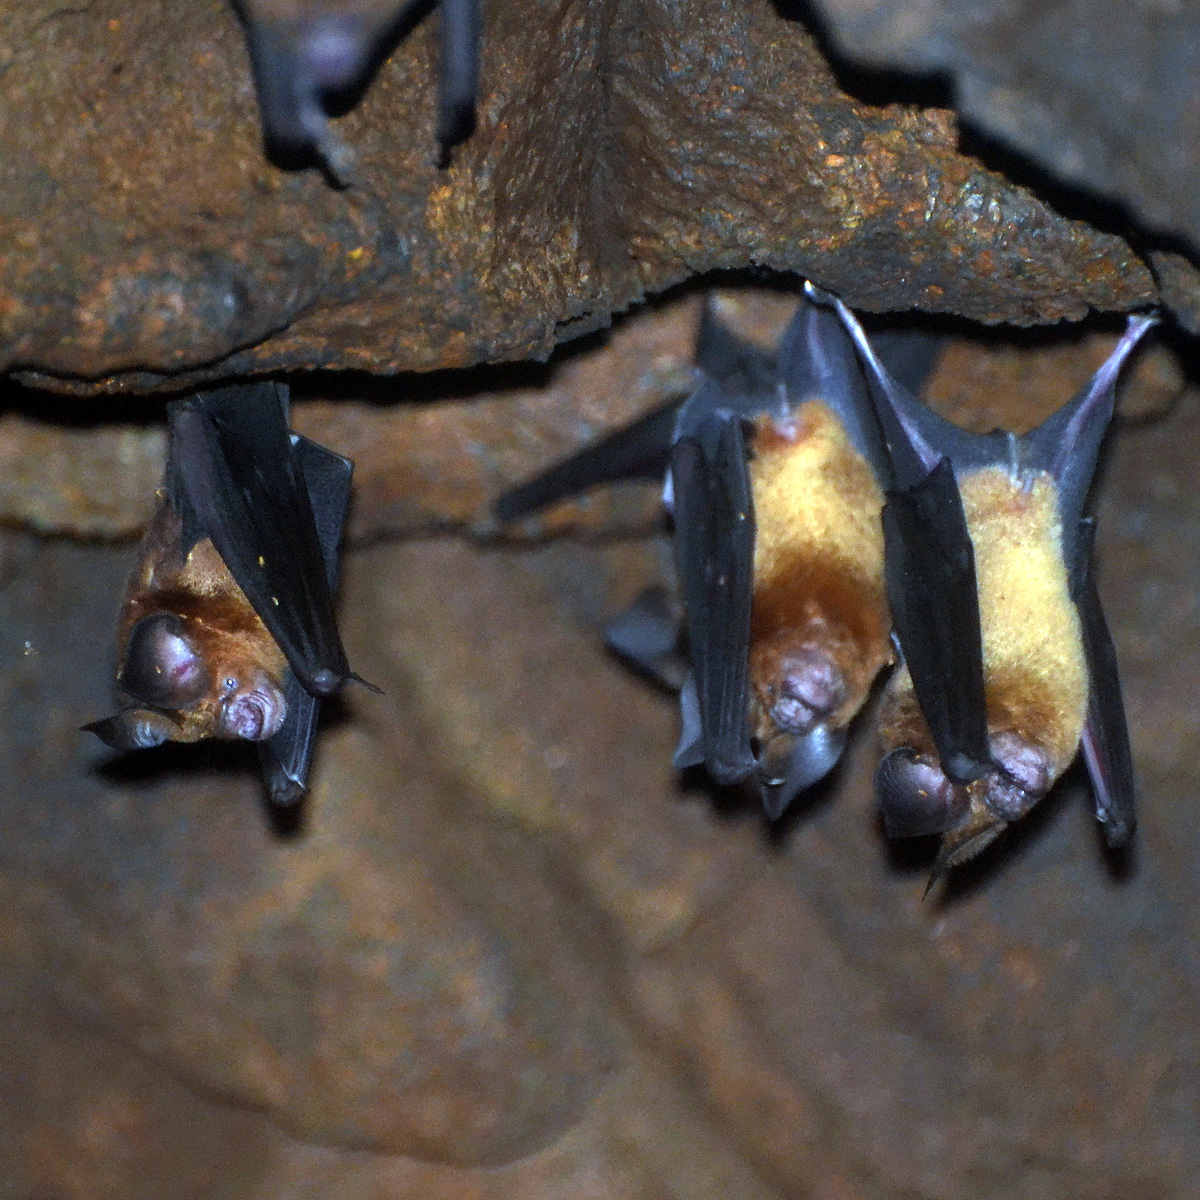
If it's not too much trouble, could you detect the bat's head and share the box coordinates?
[87,612,290,749]
[749,638,855,815]
[874,729,1055,871]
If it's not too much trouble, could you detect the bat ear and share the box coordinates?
[119,614,212,709]
[83,709,176,751]
[874,749,969,837]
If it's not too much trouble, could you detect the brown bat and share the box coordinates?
[86,382,357,805]
[234,0,479,177]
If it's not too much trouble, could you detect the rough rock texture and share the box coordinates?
[807,0,1200,263]
[0,288,1182,540]
[0,0,1153,391]
[3,349,1200,1193]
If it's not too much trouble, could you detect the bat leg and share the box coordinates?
[436,0,480,157]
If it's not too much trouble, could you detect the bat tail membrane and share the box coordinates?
[437,0,480,153]
[1022,313,1157,576]
[170,383,354,700]
[669,415,757,787]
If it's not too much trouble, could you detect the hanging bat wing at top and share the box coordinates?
[235,0,479,179]
[496,291,943,817]
[86,382,358,807]
[826,290,1154,872]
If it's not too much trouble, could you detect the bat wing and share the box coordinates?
[669,414,757,786]
[1070,519,1136,847]
[256,431,355,805]
[168,383,352,699]
[1022,314,1156,580]
[493,401,681,522]
[694,297,780,399]
[881,459,993,783]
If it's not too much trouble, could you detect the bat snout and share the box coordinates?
[219,677,288,742]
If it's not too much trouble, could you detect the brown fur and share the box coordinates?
[115,497,287,742]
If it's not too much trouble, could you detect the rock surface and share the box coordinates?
[0,0,1153,392]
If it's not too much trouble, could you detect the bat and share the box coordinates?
[823,289,1154,876]
[86,382,358,806]
[235,0,480,179]
[496,289,942,817]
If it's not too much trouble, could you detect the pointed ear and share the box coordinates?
[119,614,211,709]
[83,710,176,751]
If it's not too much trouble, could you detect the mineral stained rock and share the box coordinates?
[0,0,1153,391]
[3,374,1200,1194]
[808,0,1200,276]
[0,288,1182,540]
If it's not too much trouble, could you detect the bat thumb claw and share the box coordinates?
[349,671,383,696]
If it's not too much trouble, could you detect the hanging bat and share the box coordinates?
[823,289,1154,876]
[86,382,358,806]
[496,290,942,817]
[235,0,479,179]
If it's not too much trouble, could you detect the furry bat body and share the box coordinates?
[497,291,941,817]
[86,383,356,806]
[824,289,1154,873]
[236,0,479,177]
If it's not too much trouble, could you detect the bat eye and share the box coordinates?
[121,614,211,709]
[875,749,969,838]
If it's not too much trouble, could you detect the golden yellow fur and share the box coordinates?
[879,467,1088,778]
[747,401,892,728]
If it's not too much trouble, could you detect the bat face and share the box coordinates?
[87,383,356,806]
[235,0,479,178]
[826,290,1155,873]
[496,290,942,817]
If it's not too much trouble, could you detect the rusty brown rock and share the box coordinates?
[809,0,1200,255]
[0,0,1154,392]
[0,288,1181,542]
